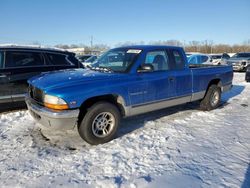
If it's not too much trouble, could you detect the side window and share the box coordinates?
[46,53,75,66]
[171,50,185,69]
[0,52,3,69]
[6,51,44,68]
[145,51,169,71]
[201,55,208,63]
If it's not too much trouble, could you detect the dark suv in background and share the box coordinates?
[0,45,83,104]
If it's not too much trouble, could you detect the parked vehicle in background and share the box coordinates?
[0,45,83,104]
[226,52,250,71]
[77,54,92,63]
[222,53,231,59]
[186,52,199,58]
[210,54,222,64]
[246,65,250,82]
[187,54,212,64]
[26,45,233,145]
[209,53,230,65]
[227,53,236,57]
[82,55,98,67]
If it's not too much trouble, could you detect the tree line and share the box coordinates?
[55,39,250,54]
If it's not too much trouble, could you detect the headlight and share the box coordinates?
[44,94,69,110]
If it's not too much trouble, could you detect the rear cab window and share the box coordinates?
[45,53,77,66]
[6,51,44,68]
[170,49,185,69]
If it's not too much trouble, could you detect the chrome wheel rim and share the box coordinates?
[211,90,220,106]
[92,112,115,138]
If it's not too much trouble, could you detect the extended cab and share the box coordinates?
[26,45,233,145]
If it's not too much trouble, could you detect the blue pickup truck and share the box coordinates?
[26,45,233,145]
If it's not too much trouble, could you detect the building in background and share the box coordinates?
[66,47,102,55]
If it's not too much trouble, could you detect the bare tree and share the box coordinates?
[55,39,250,54]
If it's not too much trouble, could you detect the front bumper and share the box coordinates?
[25,96,79,130]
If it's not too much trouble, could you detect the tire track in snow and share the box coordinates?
[0,73,249,187]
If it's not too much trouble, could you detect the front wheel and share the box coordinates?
[200,84,221,111]
[78,102,121,145]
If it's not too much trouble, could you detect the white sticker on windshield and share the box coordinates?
[127,49,142,54]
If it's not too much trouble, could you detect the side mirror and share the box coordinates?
[137,64,154,73]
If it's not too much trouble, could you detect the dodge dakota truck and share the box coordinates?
[25,45,233,145]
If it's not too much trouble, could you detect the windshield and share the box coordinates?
[232,53,250,58]
[90,48,141,72]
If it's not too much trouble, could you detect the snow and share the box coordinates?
[0,73,250,188]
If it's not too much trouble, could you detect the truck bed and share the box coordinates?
[190,64,233,94]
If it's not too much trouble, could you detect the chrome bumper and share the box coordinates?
[25,96,79,130]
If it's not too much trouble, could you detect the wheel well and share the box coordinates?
[207,79,222,90]
[200,79,222,101]
[78,94,125,124]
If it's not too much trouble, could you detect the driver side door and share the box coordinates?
[129,50,176,114]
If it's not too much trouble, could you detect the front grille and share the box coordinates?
[28,85,43,104]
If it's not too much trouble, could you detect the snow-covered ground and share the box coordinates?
[0,73,249,188]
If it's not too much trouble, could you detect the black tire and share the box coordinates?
[78,102,121,145]
[200,84,221,111]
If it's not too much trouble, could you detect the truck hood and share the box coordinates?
[28,69,124,91]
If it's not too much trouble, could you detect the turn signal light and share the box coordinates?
[44,102,69,110]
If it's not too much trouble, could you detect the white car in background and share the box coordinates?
[209,54,223,64]
[209,53,231,65]
[187,53,212,65]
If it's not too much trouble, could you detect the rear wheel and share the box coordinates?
[78,102,121,145]
[200,84,221,111]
